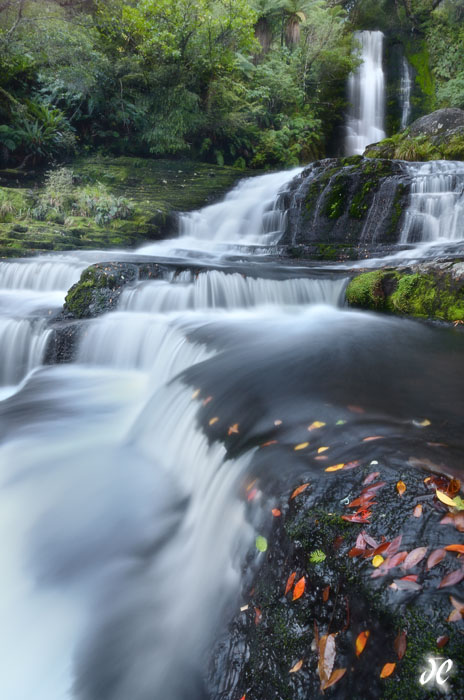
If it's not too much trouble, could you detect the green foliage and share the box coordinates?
[309,549,326,563]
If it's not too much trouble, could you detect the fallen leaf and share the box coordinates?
[336,419,347,425]
[356,532,367,549]
[228,423,239,435]
[289,659,303,673]
[343,460,361,470]
[255,535,268,553]
[447,608,462,623]
[314,456,328,461]
[272,508,281,517]
[363,472,380,485]
[318,446,330,453]
[363,532,379,548]
[373,555,384,567]
[436,635,449,648]
[246,480,257,492]
[333,535,344,550]
[254,607,262,625]
[348,405,365,414]
[284,572,296,596]
[380,662,396,678]
[447,478,461,496]
[191,389,200,399]
[444,544,464,554]
[203,396,213,406]
[323,585,330,602]
[388,551,408,568]
[449,595,464,614]
[392,577,422,591]
[372,542,391,557]
[321,668,346,690]
[260,440,278,448]
[413,504,423,517]
[402,547,427,570]
[291,483,309,499]
[362,481,387,495]
[438,568,464,588]
[325,463,345,472]
[239,695,246,700]
[427,549,447,570]
[318,634,336,686]
[396,481,406,495]
[292,576,306,601]
[349,547,365,558]
[247,488,258,501]
[209,417,219,425]
[394,630,407,660]
[436,490,457,507]
[440,512,464,531]
[355,630,370,657]
[294,442,309,451]
[416,418,431,427]
[385,535,403,557]
[342,512,372,523]
[363,436,384,442]
[274,419,282,426]
[308,421,326,431]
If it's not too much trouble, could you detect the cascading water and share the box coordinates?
[345,30,386,156]
[400,57,413,130]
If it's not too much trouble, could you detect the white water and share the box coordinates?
[400,57,413,130]
[0,169,350,700]
[345,30,386,156]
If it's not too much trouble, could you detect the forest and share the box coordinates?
[1,0,463,171]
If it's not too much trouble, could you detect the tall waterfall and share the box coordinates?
[400,57,413,130]
[345,30,386,156]
[401,160,464,243]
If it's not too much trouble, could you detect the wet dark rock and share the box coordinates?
[279,157,411,260]
[44,321,85,364]
[407,109,464,142]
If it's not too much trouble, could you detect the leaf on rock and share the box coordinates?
[453,496,464,511]
[325,463,345,472]
[450,595,464,614]
[191,389,200,399]
[294,442,309,451]
[285,572,296,596]
[363,436,384,442]
[321,668,346,691]
[447,478,461,496]
[385,535,403,557]
[436,635,449,648]
[436,490,457,507]
[355,630,370,657]
[255,535,268,552]
[274,419,282,426]
[336,419,347,425]
[447,608,462,623]
[402,547,427,570]
[363,472,380,485]
[413,504,423,517]
[318,446,329,453]
[203,396,213,406]
[426,548,446,570]
[323,585,330,603]
[272,508,281,517]
[292,576,306,601]
[318,634,336,686]
[396,481,406,495]
[228,423,239,435]
[416,418,431,427]
[394,630,407,660]
[247,488,258,501]
[260,440,278,448]
[308,421,325,431]
[380,662,396,678]
[389,551,408,568]
[309,549,326,564]
[440,512,464,531]
[209,417,219,425]
[444,544,464,554]
[291,483,309,499]
[343,460,361,470]
[372,555,384,567]
[289,659,303,673]
[392,577,422,591]
[438,568,464,588]
[254,607,262,625]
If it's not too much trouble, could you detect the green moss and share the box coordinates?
[323,176,347,219]
[406,39,436,113]
[346,270,397,310]
[349,179,376,219]
[385,183,406,240]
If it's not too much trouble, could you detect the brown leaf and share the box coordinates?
[372,541,391,557]
[438,568,464,589]
[292,576,306,601]
[380,662,396,678]
[333,535,344,550]
[254,607,262,625]
[446,478,461,496]
[426,548,446,570]
[394,630,407,660]
[289,659,303,673]
[318,634,336,685]
[402,547,428,570]
[447,608,462,623]
[363,472,380,485]
[291,483,309,499]
[444,544,464,554]
[450,595,464,613]
[385,535,402,557]
[436,635,449,649]
[355,630,370,657]
[321,668,346,690]
[413,504,423,518]
[343,460,361,470]
[322,585,330,603]
[396,481,406,495]
[260,440,278,448]
[349,547,366,558]
[284,572,296,596]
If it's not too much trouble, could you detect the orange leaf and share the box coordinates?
[260,440,278,448]
[294,441,309,451]
[284,572,296,596]
[413,504,423,517]
[447,478,461,496]
[239,695,246,700]
[325,463,345,472]
[363,436,384,442]
[272,508,281,517]
[292,576,306,601]
[355,630,370,657]
[254,607,262,625]
[308,421,326,431]
[209,417,219,425]
[321,668,346,690]
[291,483,309,499]
[289,659,303,673]
[444,544,464,554]
[396,481,406,495]
[228,423,239,435]
[380,662,396,678]
[322,585,330,603]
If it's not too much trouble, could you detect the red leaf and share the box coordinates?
[292,576,306,601]
[349,547,365,558]
[321,667,346,690]
[436,635,449,649]
[402,547,428,570]
[247,488,258,501]
[394,630,407,660]
[284,572,296,596]
[363,472,380,485]
[389,551,408,568]
[291,483,309,500]
[333,535,344,550]
[254,607,262,625]
[362,481,387,495]
[426,548,447,571]
[438,568,464,589]
[385,535,402,557]
[343,460,361,470]
[342,512,371,523]
[323,585,330,603]
[444,544,464,554]
[372,541,391,557]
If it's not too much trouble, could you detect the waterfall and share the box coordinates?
[400,57,413,130]
[345,30,386,156]
[401,161,464,243]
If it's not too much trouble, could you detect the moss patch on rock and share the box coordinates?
[346,264,464,321]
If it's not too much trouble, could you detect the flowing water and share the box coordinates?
[400,56,413,130]
[1,160,464,700]
[345,30,386,156]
